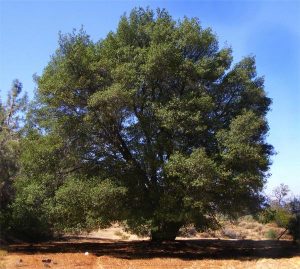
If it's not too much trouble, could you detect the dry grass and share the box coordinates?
[2,219,299,269]
[194,217,292,241]
[85,218,292,241]
[3,254,300,269]
[2,237,300,269]
[97,256,300,269]
[86,224,145,241]
[4,253,97,269]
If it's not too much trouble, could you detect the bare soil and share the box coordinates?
[1,220,299,269]
[1,237,300,269]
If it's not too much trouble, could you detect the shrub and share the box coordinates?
[257,207,276,224]
[222,228,245,239]
[245,223,257,229]
[241,215,255,222]
[0,209,11,240]
[288,215,300,241]
[274,208,293,228]
[178,225,197,237]
[121,234,130,240]
[255,225,263,232]
[265,229,277,239]
[9,181,52,242]
[258,207,293,229]
[114,230,124,237]
[258,187,299,242]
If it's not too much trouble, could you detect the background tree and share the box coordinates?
[258,184,300,241]
[0,80,27,236]
[272,183,290,207]
[24,8,273,241]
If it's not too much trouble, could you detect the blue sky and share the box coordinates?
[0,0,299,195]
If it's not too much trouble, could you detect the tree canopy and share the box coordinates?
[13,8,273,241]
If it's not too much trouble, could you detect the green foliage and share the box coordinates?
[4,131,65,240]
[0,80,27,208]
[288,215,300,241]
[48,177,93,232]
[49,177,127,232]
[258,186,299,241]
[0,80,27,238]
[265,229,277,240]
[273,207,293,228]
[9,180,51,241]
[15,8,273,240]
[257,204,292,230]
[287,197,300,241]
[257,207,277,224]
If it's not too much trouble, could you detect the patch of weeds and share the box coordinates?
[114,230,130,240]
[222,228,245,239]
[245,223,257,229]
[121,234,130,240]
[255,225,263,232]
[241,215,255,222]
[198,232,210,238]
[265,229,278,239]
[179,226,197,237]
[238,221,247,227]
[114,230,124,237]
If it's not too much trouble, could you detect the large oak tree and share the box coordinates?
[24,8,273,240]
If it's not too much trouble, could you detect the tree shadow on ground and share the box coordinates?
[7,238,300,260]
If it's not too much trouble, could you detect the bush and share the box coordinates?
[178,225,197,237]
[257,207,276,224]
[258,207,293,228]
[0,209,12,240]
[245,223,257,229]
[288,215,300,241]
[221,228,245,239]
[288,197,300,241]
[258,188,299,242]
[241,215,255,222]
[265,229,277,239]
[9,181,52,241]
[274,208,293,228]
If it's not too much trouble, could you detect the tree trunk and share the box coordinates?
[150,221,182,242]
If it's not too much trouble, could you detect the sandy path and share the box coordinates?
[3,254,300,269]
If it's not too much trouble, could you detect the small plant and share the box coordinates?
[258,208,276,224]
[114,230,124,237]
[179,225,197,237]
[222,228,242,239]
[265,229,277,239]
[114,230,130,240]
[245,223,257,229]
[121,234,130,240]
[255,225,263,232]
[242,215,255,222]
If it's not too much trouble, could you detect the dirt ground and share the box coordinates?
[1,237,300,269]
